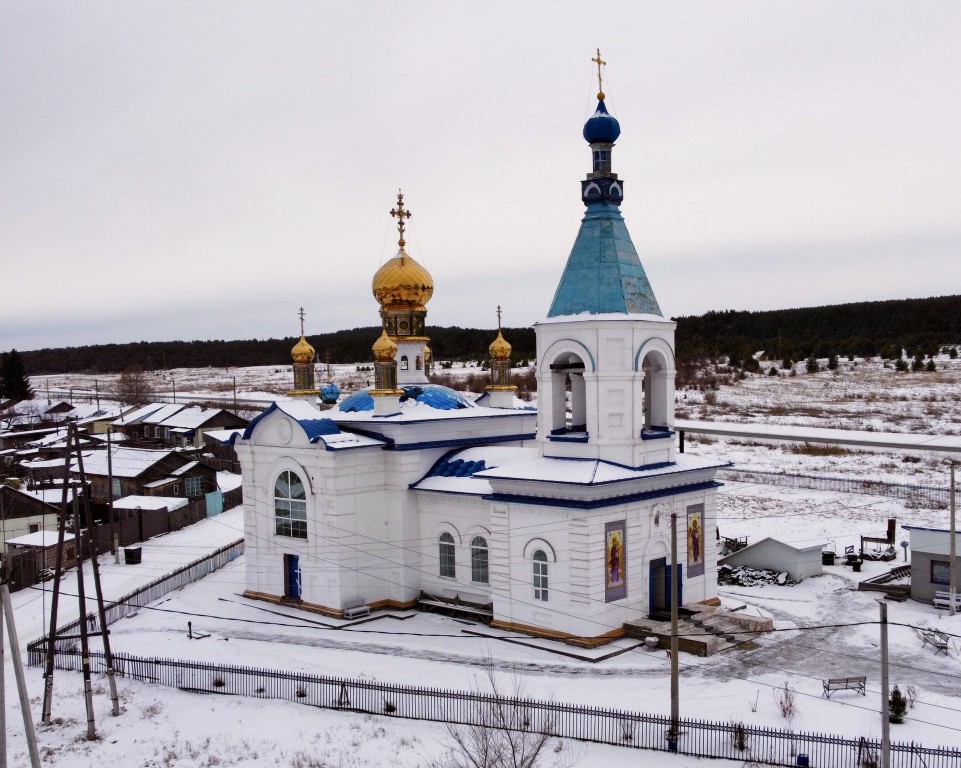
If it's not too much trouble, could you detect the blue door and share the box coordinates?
[284,554,301,600]
[649,557,682,614]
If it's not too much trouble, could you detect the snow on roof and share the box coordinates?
[243,401,341,443]
[203,428,245,445]
[536,312,673,325]
[217,471,242,491]
[17,487,78,506]
[476,452,729,485]
[74,447,176,477]
[112,495,188,511]
[112,402,170,426]
[143,477,178,489]
[159,407,222,429]
[142,404,187,425]
[6,530,74,547]
[169,460,200,476]
[412,446,540,496]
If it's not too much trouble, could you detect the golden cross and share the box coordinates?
[298,306,305,335]
[390,189,412,248]
[592,48,606,99]
[496,304,502,330]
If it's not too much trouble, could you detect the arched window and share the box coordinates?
[274,470,307,539]
[533,550,548,601]
[471,536,489,584]
[438,532,455,578]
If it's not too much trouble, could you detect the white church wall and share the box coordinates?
[417,494,494,603]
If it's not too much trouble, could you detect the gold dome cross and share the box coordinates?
[390,190,412,248]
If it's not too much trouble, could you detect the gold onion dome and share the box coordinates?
[423,345,431,363]
[489,329,512,360]
[291,334,315,364]
[372,328,398,362]
[371,249,434,310]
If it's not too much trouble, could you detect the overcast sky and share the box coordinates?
[2,1,959,352]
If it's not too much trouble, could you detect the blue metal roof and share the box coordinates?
[547,202,662,317]
[583,99,621,144]
[242,402,341,443]
[427,458,488,478]
[337,384,476,413]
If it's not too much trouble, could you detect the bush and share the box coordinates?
[926,359,937,372]
[768,366,778,376]
[828,354,839,370]
[895,357,909,372]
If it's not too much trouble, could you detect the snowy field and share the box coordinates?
[7,355,961,766]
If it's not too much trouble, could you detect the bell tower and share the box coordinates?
[536,52,676,468]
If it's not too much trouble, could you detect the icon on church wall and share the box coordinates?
[687,503,705,577]
[605,520,627,601]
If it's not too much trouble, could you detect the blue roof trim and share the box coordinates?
[392,432,536,453]
[547,202,662,318]
[482,459,723,485]
[242,402,341,443]
[485,481,721,510]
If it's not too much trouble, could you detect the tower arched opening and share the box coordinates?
[640,348,670,431]
[548,351,586,434]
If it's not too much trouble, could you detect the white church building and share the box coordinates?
[235,77,727,645]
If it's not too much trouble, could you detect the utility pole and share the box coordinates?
[950,462,956,617]
[0,583,41,767]
[879,600,890,768]
[107,428,117,557]
[670,512,680,751]
[94,380,100,410]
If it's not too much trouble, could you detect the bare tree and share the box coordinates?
[431,659,575,768]
[115,365,154,406]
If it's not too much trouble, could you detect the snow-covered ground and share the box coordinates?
[7,355,960,766]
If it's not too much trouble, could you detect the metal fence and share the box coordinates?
[26,647,961,768]
[719,467,958,508]
[28,538,244,655]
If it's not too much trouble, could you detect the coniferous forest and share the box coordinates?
[15,295,961,376]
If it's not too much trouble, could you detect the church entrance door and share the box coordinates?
[649,557,682,616]
[283,553,302,601]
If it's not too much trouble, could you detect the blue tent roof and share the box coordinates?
[337,384,476,413]
[547,202,662,318]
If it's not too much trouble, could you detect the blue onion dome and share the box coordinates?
[583,99,621,144]
[319,381,340,405]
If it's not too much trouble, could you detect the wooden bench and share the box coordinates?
[920,629,950,656]
[822,676,866,698]
[342,598,370,621]
[933,591,961,612]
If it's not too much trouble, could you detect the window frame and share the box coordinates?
[185,476,203,498]
[471,536,489,584]
[533,549,548,601]
[438,532,456,579]
[274,469,307,539]
[931,559,950,586]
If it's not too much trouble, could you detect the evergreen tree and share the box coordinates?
[895,357,909,372]
[926,359,937,372]
[911,354,925,372]
[781,358,793,371]
[950,347,958,360]
[889,686,907,724]
[828,354,839,370]
[768,366,779,376]
[805,355,820,373]
[0,349,34,400]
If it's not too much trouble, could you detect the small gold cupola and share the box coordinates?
[486,305,516,408]
[289,307,320,402]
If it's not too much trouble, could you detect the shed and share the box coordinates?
[718,537,824,582]
[904,525,961,603]
[5,530,77,587]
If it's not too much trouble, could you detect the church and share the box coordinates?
[235,65,727,645]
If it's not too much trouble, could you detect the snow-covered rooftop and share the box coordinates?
[6,530,74,547]
[112,495,188,511]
